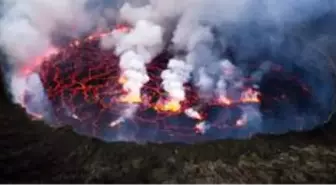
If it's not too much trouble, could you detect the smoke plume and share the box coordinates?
[101,19,164,104]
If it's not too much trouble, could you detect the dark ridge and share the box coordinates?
[0,53,11,105]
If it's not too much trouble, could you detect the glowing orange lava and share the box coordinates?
[240,88,260,103]
[154,99,182,113]
[20,28,261,126]
[119,93,142,104]
[218,96,232,105]
[19,24,266,140]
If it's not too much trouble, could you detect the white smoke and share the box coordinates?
[119,2,154,24]
[158,0,333,102]
[11,73,51,118]
[0,0,101,115]
[119,0,191,25]
[0,0,95,65]
[1,0,325,104]
[156,1,250,101]
[161,58,192,101]
[216,59,244,98]
[101,18,164,101]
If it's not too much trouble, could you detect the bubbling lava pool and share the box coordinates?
[19,30,335,143]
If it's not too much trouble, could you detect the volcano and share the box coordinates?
[16,28,332,144]
[33,34,257,143]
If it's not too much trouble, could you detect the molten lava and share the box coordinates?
[17,25,319,143]
[17,28,263,142]
[155,99,182,113]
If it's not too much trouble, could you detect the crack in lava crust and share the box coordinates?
[29,33,320,143]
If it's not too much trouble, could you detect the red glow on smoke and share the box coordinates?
[21,47,59,76]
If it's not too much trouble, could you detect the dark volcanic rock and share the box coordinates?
[0,65,336,183]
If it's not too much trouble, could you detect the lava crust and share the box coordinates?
[34,33,324,143]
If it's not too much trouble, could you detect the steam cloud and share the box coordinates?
[0,0,335,139]
[102,19,164,102]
